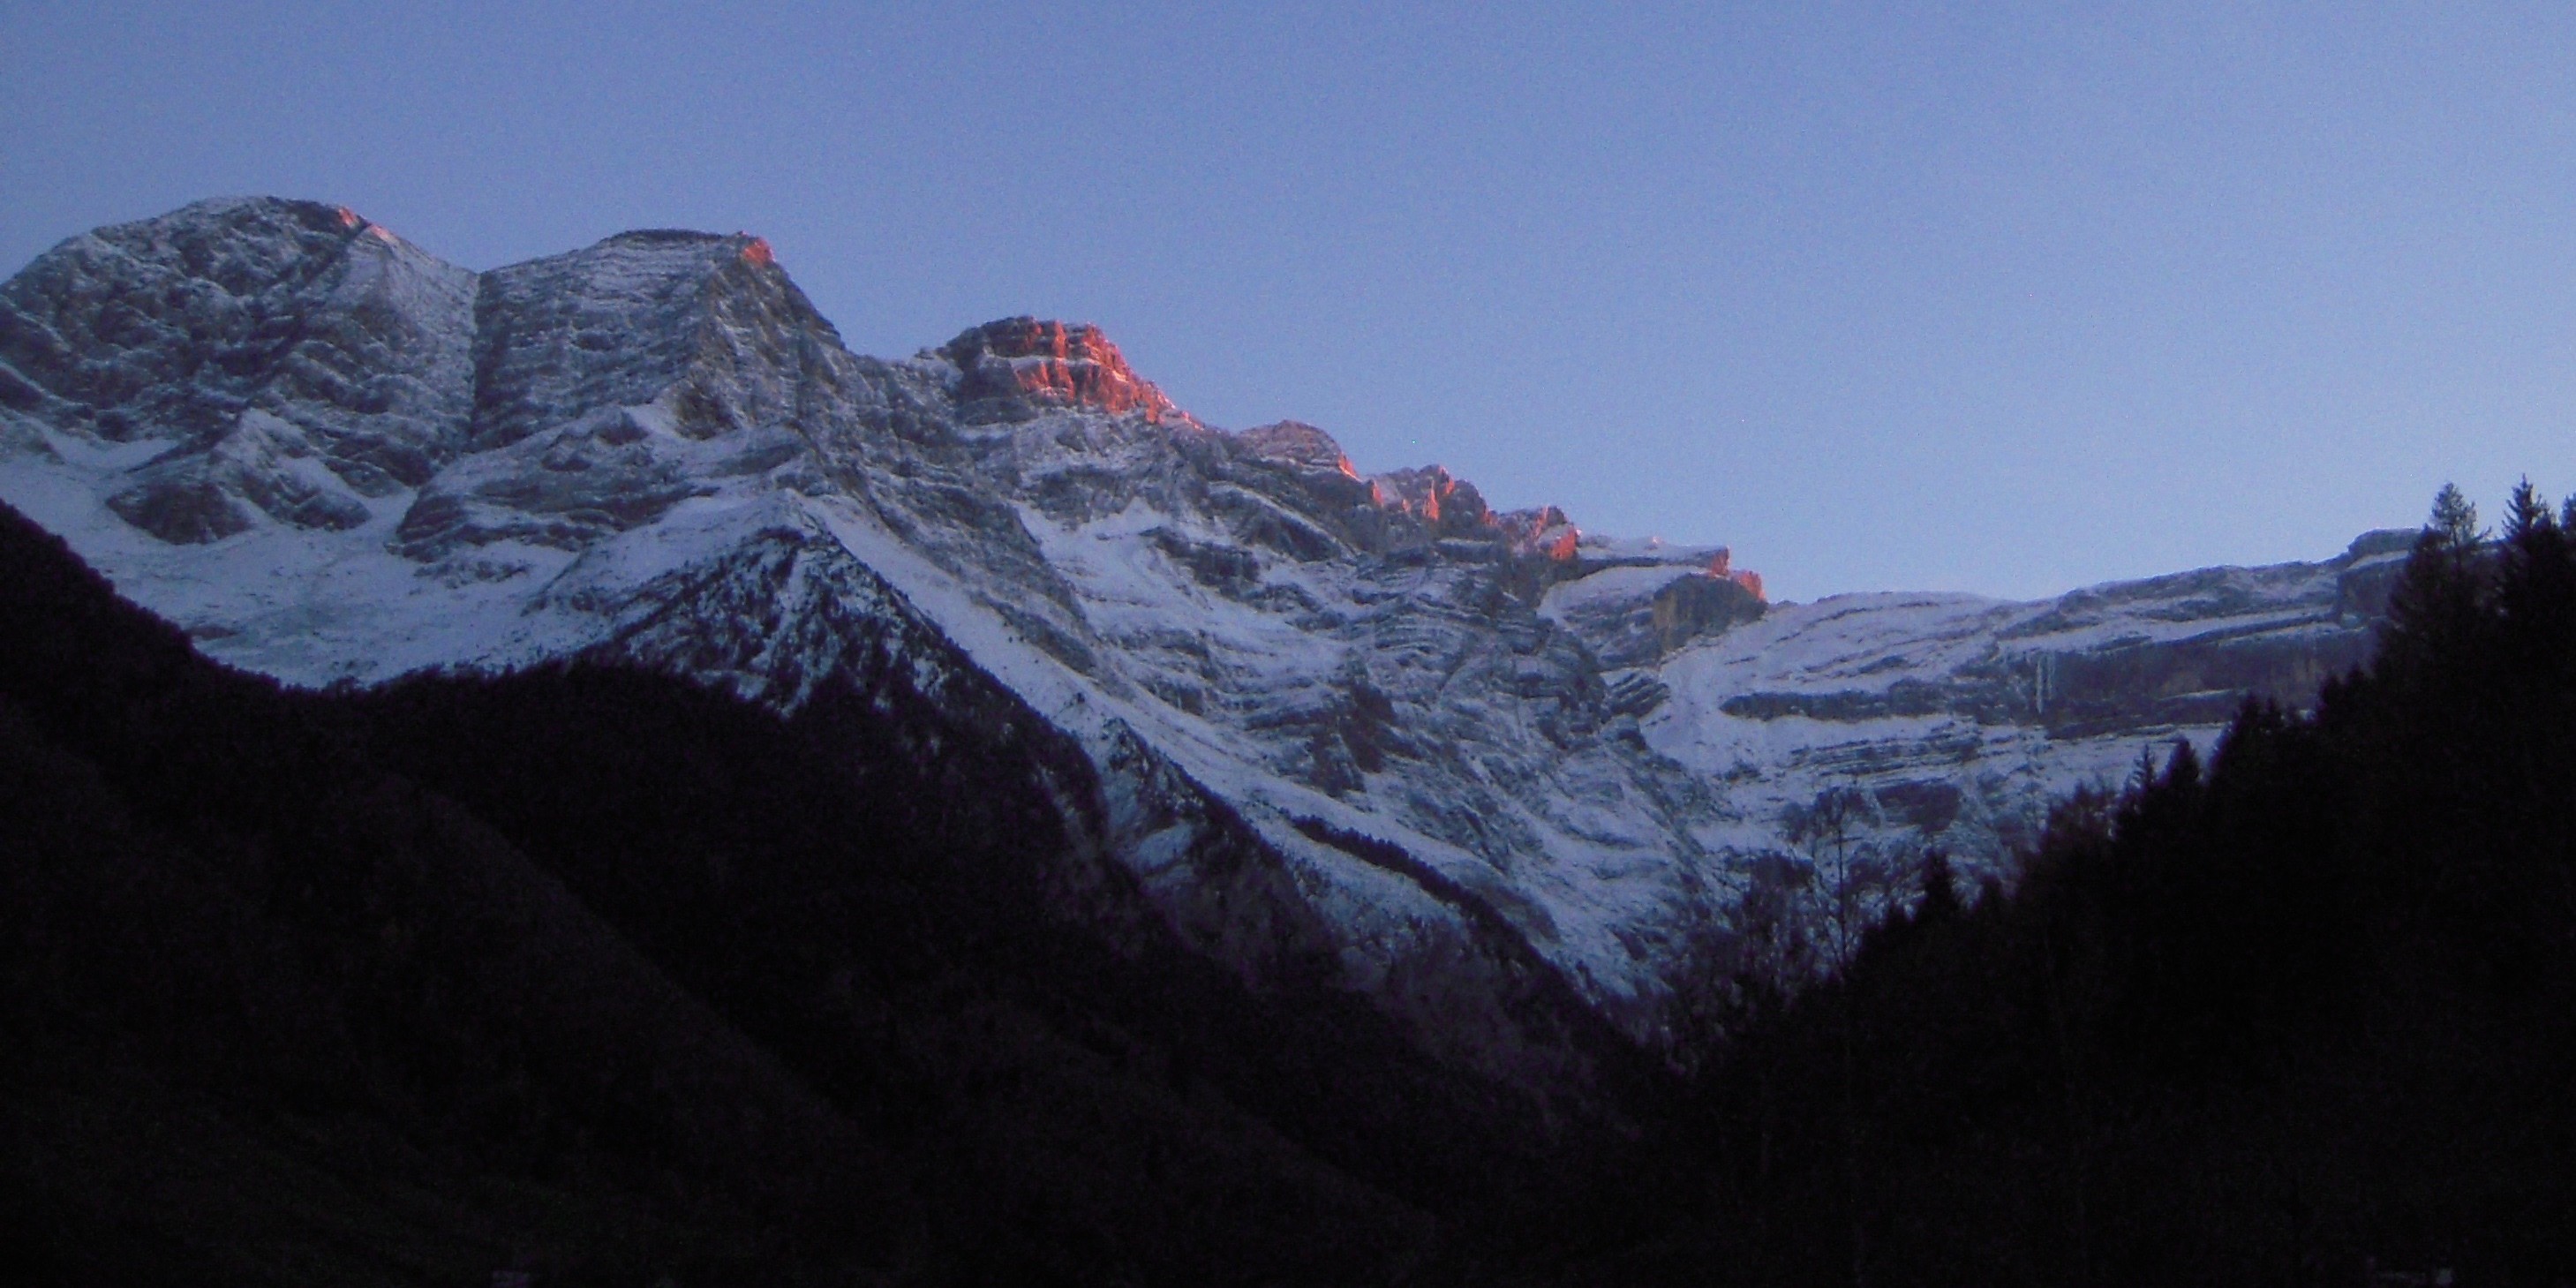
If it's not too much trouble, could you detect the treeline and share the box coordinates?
[1620,483,2576,1285]
[0,500,1652,1287]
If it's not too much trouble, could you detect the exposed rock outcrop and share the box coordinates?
[941,317,1185,423]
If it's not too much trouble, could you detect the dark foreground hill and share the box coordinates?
[0,497,1683,1286]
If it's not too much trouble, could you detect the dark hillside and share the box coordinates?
[0,506,915,1284]
[0,498,1660,1285]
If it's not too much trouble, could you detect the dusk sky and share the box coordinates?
[6,1,2572,601]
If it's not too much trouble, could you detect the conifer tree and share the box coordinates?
[2432,481,2482,555]
[2380,482,2487,684]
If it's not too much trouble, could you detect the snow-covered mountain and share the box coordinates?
[0,198,2410,1071]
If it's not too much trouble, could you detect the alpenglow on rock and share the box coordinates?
[0,198,2408,1075]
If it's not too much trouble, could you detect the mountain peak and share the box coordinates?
[941,317,1185,423]
[152,193,355,230]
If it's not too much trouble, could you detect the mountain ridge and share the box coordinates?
[0,196,2406,1078]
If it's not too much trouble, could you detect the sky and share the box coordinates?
[5,2,2573,602]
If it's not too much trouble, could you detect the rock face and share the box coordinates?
[0,198,476,541]
[942,317,1184,423]
[0,198,2409,1076]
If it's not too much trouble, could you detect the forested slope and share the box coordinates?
[1623,484,2576,1285]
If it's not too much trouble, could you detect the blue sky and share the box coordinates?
[6,2,2573,600]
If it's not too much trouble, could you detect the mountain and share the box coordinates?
[0,197,2407,1072]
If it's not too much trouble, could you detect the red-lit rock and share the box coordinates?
[1361,465,1495,536]
[943,317,1185,422]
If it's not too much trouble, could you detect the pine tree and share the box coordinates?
[2432,481,2482,555]
[2497,478,2573,645]
[2379,482,2487,684]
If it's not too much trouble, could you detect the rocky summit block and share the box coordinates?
[0,197,2409,1091]
[940,316,1185,424]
